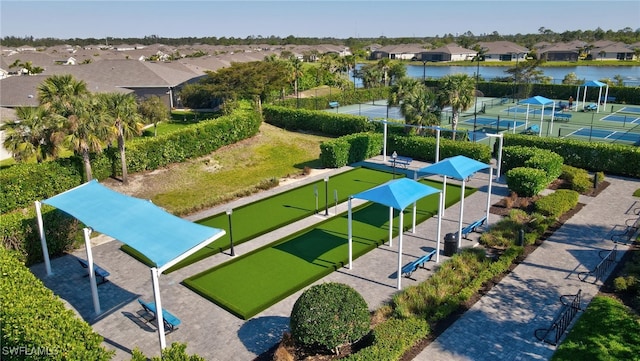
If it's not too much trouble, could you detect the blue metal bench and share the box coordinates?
[329,101,340,108]
[138,299,181,333]
[599,96,616,103]
[554,113,572,122]
[457,216,487,239]
[499,97,509,105]
[389,155,412,169]
[583,103,597,112]
[401,250,437,278]
[77,258,110,285]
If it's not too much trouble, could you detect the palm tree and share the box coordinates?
[37,74,89,116]
[64,95,115,181]
[437,74,475,140]
[388,77,438,133]
[98,93,143,185]
[1,106,65,162]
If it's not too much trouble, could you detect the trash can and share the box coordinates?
[444,233,458,256]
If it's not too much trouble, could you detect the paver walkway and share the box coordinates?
[413,173,639,361]
[29,156,639,360]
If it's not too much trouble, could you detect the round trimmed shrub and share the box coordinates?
[290,282,370,354]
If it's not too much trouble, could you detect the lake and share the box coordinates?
[352,64,640,87]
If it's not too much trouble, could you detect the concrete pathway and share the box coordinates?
[29,157,639,360]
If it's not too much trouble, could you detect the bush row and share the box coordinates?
[534,189,580,218]
[502,134,640,178]
[1,206,82,265]
[342,318,429,361]
[274,88,390,110]
[388,134,493,164]
[0,101,262,214]
[319,133,384,168]
[0,247,114,361]
[262,104,376,136]
[503,145,564,197]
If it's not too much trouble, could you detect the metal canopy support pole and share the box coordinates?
[347,197,353,269]
[435,129,441,163]
[83,227,101,315]
[151,267,167,351]
[383,121,388,162]
[458,180,466,249]
[388,207,394,247]
[35,201,52,276]
[485,167,493,226]
[396,209,404,290]
[436,191,443,263]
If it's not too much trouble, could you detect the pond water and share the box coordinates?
[352,64,640,87]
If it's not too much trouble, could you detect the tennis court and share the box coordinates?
[619,106,640,115]
[563,127,640,144]
[328,102,404,120]
[600,113,640,124]
[463,117,526,130]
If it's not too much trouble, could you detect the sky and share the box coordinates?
[1,0,639,40]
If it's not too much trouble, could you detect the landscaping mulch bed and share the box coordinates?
[257,180,611,361]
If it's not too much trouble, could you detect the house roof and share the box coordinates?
[476,41,528,54]
[424,43,475,55]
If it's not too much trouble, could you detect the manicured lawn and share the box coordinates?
[123,167,396,271]
[551,295,640,361]
[183,178,473,319]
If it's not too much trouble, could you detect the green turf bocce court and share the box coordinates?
[181,167,474,319]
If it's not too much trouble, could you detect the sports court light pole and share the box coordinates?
[324,176,329,216]
[473,53,481,133]
[391,151,398,179]
[226,209,235,256]
[422,60,427,81]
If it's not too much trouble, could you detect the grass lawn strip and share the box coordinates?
[183,179,475,319]
[122,167,396,272]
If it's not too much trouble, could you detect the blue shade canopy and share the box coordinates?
[353,178,439,210]
[418,155,489,180]
[582,80,606,87]
[42,180,225,269]
[519,95,554,106]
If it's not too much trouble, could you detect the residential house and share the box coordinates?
[476,41,529,61]
[592,42,635,61]
[370,44,425,60]
[419,43,475,62]
[538,43,580,61]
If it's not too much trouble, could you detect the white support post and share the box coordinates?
[485,167,493,227]
[388,207,394,247]
[151,268,167,351]
[347,197,353,269]
[458,180,466,249]
[383,121,388,162]
[436,191,443,263]
[435,129,441,163]
[35,201,52,276]
[83,227,101,315]
[396,209,404,290]
[412,202,417,234]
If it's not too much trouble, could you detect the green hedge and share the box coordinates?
[263,104,375,136]
[0,247,114,361]
[0,101,262,214]
[388,134,492,163]
[0,206,81,265]
[274,88,390,110]
[502,146,563,183]
[534,189,580,218]
[506,167,549,197]
[502,134,640,178]
[320,133,384,168]
[0,160,82,214]
[342,318,429,361]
